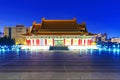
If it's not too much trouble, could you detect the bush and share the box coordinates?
[0,36,15,46]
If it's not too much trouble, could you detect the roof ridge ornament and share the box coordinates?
[32,21,36,25]
[82,22,86,25]
[73,17,76,21]
[42,17,45,21]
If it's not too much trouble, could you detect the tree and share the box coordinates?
[0,36,15,46]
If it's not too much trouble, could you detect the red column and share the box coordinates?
[81,39,82,45]
[89,39,92,45]
[45,39,47,46]
[53,39,54,46]
[36,39,40,46]
[84,39,86,46]
[39,39,40,45]
[71,39,73,45]
[29,40,31,45]
[78,39,80,46]
[79,39,81,46]
[64,39,65,46]
[26,39,30,45]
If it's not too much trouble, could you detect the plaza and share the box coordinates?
[0,50,120,80]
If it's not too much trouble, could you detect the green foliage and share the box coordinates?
[0,36,15,46]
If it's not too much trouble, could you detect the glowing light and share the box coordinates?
[108,48,111,51]
[108,48,111,53]
[65,39,71,46]
[2,49,5,52]
[118,45,120,48]
[16,49,20,51]
[68,46,98,50]
[117,49,120,55]
[113,45,116,48]
[113,48,116,54]
[91,42,97,46]
[21,45,50,50]
[7,49,10,51]
[73,39,79,45]
[117,49,120,53]
[16,49,20,55]
[98,48,101,54]
[104,48,107,51]
[47,39,53,46]
[11,48,14,50]
[90,49,93,55]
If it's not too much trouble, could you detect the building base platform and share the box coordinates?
[21,45,98,51]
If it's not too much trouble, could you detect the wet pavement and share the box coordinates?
[0,50,120,80]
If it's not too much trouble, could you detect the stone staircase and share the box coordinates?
[49,46,68,50]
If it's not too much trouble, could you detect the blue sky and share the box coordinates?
[0,0,120,38]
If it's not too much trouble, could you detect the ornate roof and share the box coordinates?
[23,18,92,36]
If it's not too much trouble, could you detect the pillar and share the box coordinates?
[85,39,88,46]
[53,38,54,46]
[40,39,44,46]
[64,38,65,46]
[78,39,81,46]
[87,39,90,46]
[82,39,84,46]
[36,39,40,46]
[45,39,47,46]
[34,39,36,46]
[33,39,34,45]
[30,39,33,46]
[71,38,73,45]
[89,39,92,45]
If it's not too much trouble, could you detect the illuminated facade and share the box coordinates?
[111,38,120,43]
[22,18,97,50]
[4,25,29,44]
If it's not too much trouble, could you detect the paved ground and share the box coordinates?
[0,50,120,80]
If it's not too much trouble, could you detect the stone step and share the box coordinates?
[49,46,68,50]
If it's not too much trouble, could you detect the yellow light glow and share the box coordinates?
[16,42,19,45]
[47,39,53,46]
[65,39,71,46]
[91,42,96,45]
[73,39,78,45]
[21,45,50,50]
[68,46,98,50]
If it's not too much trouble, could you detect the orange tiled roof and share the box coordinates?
[24,18,89,36]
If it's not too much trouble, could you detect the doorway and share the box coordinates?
[54,39,64,46]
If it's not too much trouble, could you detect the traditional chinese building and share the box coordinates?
[22,18,97,50]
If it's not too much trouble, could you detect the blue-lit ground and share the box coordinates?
[0,45,120,80]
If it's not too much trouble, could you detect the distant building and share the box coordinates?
[4,25,29,44]
[96,33,107,42]
[111,38,120,43]
[0,32,4,38]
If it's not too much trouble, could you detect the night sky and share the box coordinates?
[0,0,120,38]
